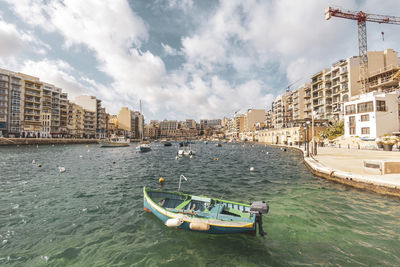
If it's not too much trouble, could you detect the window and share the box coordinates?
[376,100,386,112]
[361,114,369,121]
[357,101,373,113]
[361,127,370,134]
[345,104,356,115]
[349,116,356,135]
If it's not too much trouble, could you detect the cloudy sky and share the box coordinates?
[0,0,399,121]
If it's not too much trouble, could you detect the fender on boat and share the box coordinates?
[165,218,184,227]
[189,222,210,231]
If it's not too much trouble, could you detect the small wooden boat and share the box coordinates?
[99,136,130,147]
[143,187,269,235]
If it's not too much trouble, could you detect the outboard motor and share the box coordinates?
[250,201,269,236]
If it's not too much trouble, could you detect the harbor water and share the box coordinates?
[1,142,400,266]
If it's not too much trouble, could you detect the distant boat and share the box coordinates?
[163,141,172,147]
[136,142,152,152]
[216,143,222,147]
[143,186,269,235]
[99,136,130,147]
[178,142,195,156]
[179,141,191,147]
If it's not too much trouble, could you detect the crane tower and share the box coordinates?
[325,6,400,94]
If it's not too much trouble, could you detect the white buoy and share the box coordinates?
[250,167,254,172]
[58,167,66,173]
[32,160,36,164]
[52,144,54,147]
[36,145,39,148]
[266,152,269,155]
[190,155,193,159]
[79,155,83,158]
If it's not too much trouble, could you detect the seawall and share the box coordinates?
[0,138,100,146]
[260,142,400,198]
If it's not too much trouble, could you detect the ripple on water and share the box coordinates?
[0,142,400,266]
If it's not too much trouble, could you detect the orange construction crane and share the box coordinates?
[325,6,400,93]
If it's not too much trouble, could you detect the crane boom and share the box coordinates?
[325,6,400,94]
[325,7,400,24]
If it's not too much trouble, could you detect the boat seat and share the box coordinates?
[162,198,184,209]
[209,203,226,214]
[175,197,191,210]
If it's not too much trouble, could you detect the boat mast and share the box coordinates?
[139,99,144,142]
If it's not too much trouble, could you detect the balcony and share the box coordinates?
[25,90,41,97]
[11,80,21,86]
[24,104,41,110]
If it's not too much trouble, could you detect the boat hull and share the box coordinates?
[136,146,152,152]
[99,142,130,147]
[143,187,256,234]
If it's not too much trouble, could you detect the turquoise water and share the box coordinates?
[1,142,400,266]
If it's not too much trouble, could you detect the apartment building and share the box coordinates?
[365,49,399,93]
[67,102,84,138]
[60,93,68,136]
[159,120,178,137]
[0,72,9,136]
[243,109,266,131]
[144,120,161,139]
[0,69,22,137]
[83,109,96,138]
[40,83,62,138]
[344,91,400,138]
[272,91,292,129]
[75,95,108,138]
[292,85,307,121]
[200,119,222,129]
[226,114,245,139]
[107,115,118,135]
[185,119,197,129]
[19,73,42,137]
[265,110,273,129]
[117,107,144,139]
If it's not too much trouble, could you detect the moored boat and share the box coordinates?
[216,143,222,147]
[143,186,269,235]
[99,136,130,147]
[178,143,195,156]
[163,141,172,146]
[136,142,152,152]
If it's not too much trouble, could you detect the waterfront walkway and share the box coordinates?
[303,146,400,196]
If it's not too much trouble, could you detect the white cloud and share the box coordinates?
[0,16,49,57]
[155,0,194,13]
[161,43,182,56]
[3,0,400,120]
[20,59,96,98]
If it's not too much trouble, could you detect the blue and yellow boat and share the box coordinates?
[143,187,269,235]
